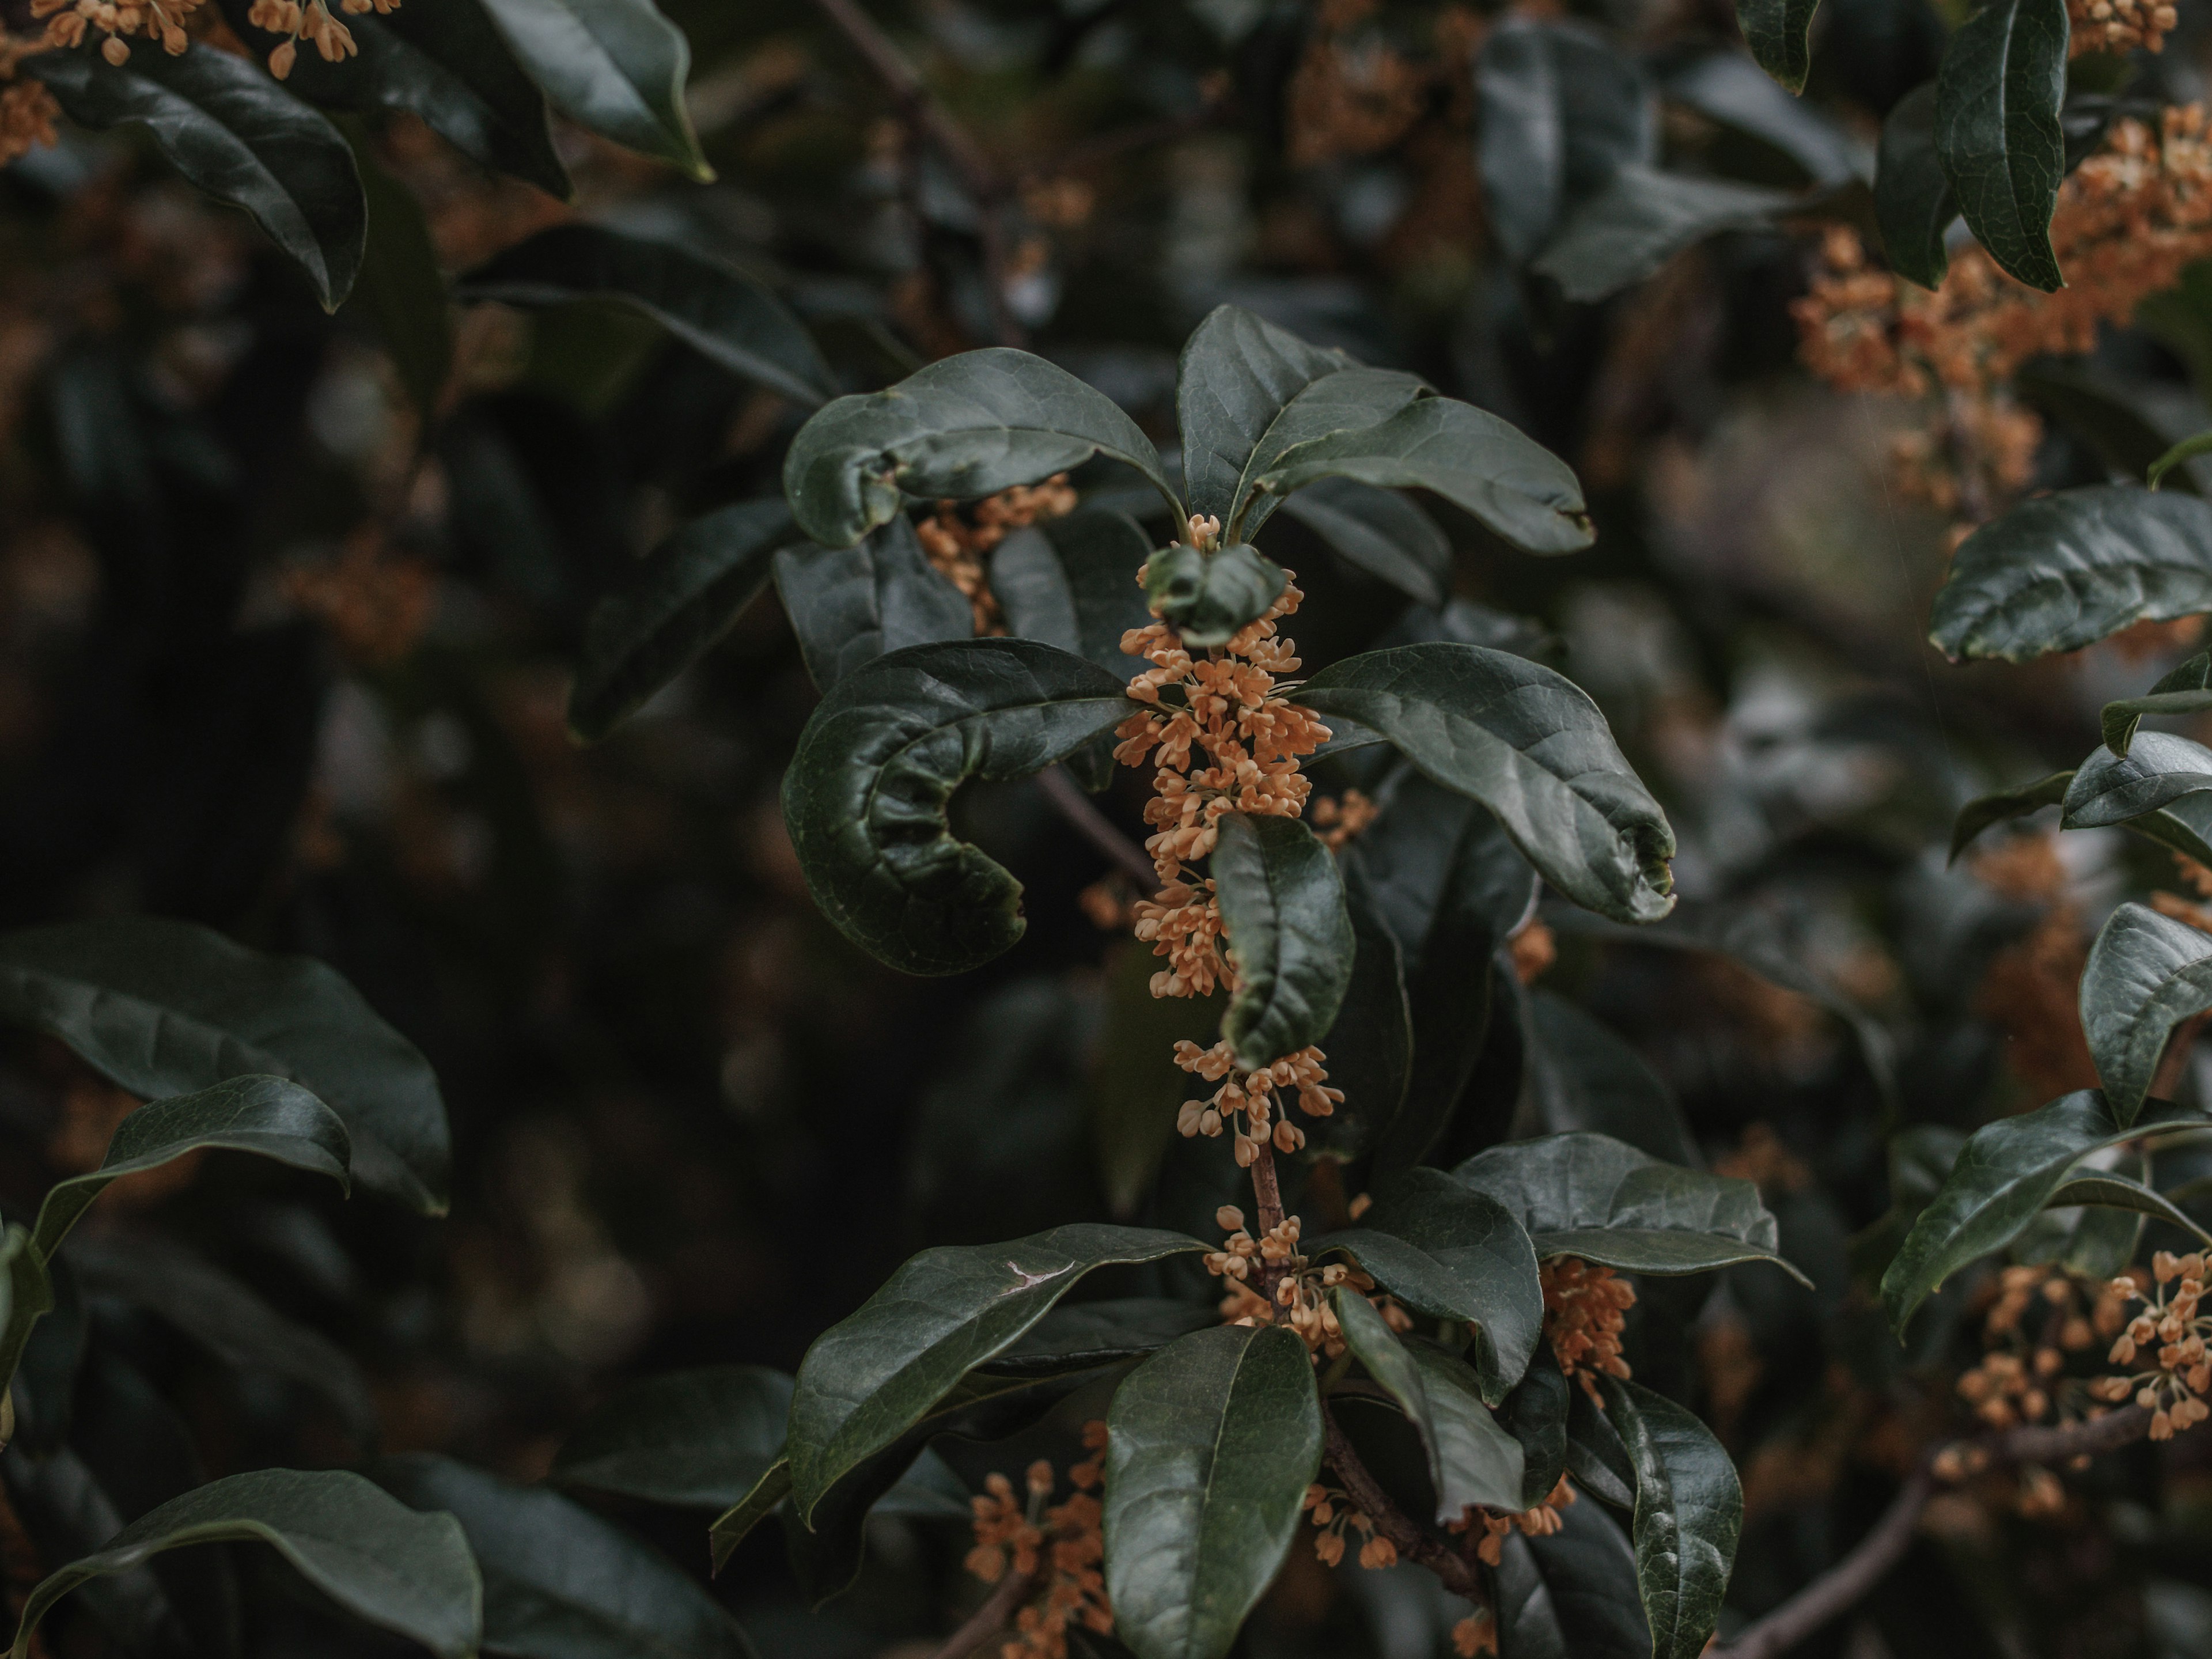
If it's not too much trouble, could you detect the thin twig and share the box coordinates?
[1033,766,1154,886]
[927,1565,1038,1659]
[1323,1407,1478,1596]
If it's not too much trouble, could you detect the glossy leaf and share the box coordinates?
[1229,366,1429,541]
[786,1224,1205,1520]
[1102,1325,1321,1659]
[1532,166,1796,305]
[785,349,1178,547]
[1400,1337,1528,1517]
[2062,733,2212,830]
[1143,541,1287,650]
[983,1298,1220,1374]
[476,0,710,180]
[2015,362,2201,495]
[1524,991,1698,1166]
[0,917,448,1213]
[1023,509,1158,677]
[1475,19,1656,264]
[28,41,366,309]
[1176,304,1352,525]
[552,1365,792,1507]
[1293,643,1675,925]
[1499,1345,1573,1509]
[709,1461,790,1567]
[570,501,795,740]
[2048,1172,2212,1247]
[9,1468,480,1659]
[374,1453,753,1659]
[1493,1500,1651,1659]
[1311,877,1413,1159]
[1252,396,1594,555]
[460,226,834,404]
[1737,0,1822,93]
[1454,1132,1807,1281]
[774,517,972,691]
[1934,0,2067,291]
[1331,1288,1442,1494]
[1211,812,1354,1069]
[1603,1378,1740,1659]
[1927,486,2212,661]
[1876,83,1956,289]
[1881,1090,2208,1332]
[1566,1385,1638,1509]
[1661,51,1859,186]
[1949,769,2073,862]
[780,638,1131,974]
[1312,1168,1543,1401]
[2081,902,2212,1124]
[2103,649,2212,755]
[1277,478,1452,608]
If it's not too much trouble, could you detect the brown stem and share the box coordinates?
[1034,766,1155,887]
[927,1565,1038,1659]
[1323,1408,1478,1596]
[1710,1404,2154,1658]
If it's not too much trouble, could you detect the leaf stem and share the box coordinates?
[927,1564,1039,1659]
[1321,1406,1478,1595]
[1033,766,1156,887]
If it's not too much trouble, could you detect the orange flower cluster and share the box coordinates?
[31,0,198,62]
[1453,1476,1580,1569]
[1506,916,1555,986]
[964,1427,1113,1659]
[1955,1265,2132,1430]
[2069,0,2176,55]
[244,0,395,78]
[1542,1259,1635,1400]
[0,74,55,170]
[2092,1251,2212,1438]
[1309,788,1377,851]
[1795,108,2212,518]
[1205,1205,1411,1354]
[1173,1038,1342,1162]
[917,474,1078,636]
[1301,1482,1399,1568]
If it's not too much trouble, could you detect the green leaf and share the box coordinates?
[1737,0,1822,93]
[1102,1325,1321,1659]
[1230,367,1429,541]
[374,1453,753,1659]
[460,226,834,404]
[2081,902,2212,1125]
[476,0,710,180]
[1017,509,1158,678]
[1277,479,1451,608]
[1493,1501,1651,1659]
[1602,1378,1740,1659]
[779,638,1131,975]
[786,1224,1206,1521]
[1499,1345,1573,1509]
[1880,1090,2209,1333]
[1331,1287,1443,1491]
[1927,485,2212,661]
[570,501,794,740]
[1313,1168,1543,1402]
[774,517,974,692]
[0,917,449,1214]
[1475,19,1656,264]
[1293,644,1675,925]
[1532,166,1797,305]
[344,126,452,424]
[1455,1132,1809,1281]
[1089,944,1226,1217]
[1252,397,1594,556]
[2152,430,2212,489]
[2047,1171,2212,1247]
[1661,52,1859,186]
[983,1298,1221,1374]
[1143,541,1287,649]
[2117,789,2212,871]
[709,1461,790,1568]
[1565,1385,1638,1509]
[218,0,569,198]
[1211,813,1354,1069]
[1310,877,1413,1160]
[1876,83,1957,289]
[1949,769,2073,862]
[784,349,1178,548]
[2103,649,2212,755]
[1176,304,1353,525]
[1525,991,1699,1167]
[1400,1338,1529,1516]
[2062,733,2212,830]
[9,1469,480,1659]
[552,1365,792,1507]
[2016,362,2203,495]
[28,41,366,310]
[1934,0,2068,291]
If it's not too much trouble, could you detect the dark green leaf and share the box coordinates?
[460,226,834,404]
[709,1461,790,1568]
[571,501,794,740]
[1737,0,1823,95]
[774,517,972,692]
[1880,1090,2208,1333]
[1252,396,1593,555]
[1524,991,1699,1167]
[9,1468,480,1659]
[1532,166,1797,305]
[552,1365,792,1507]
[2047,1172,2212,1246]
[2063,733,2212,830]
[1211,812,1354,1069]
[1278,479,1452,608]
[1475,19,1657,263]
[1143,541,1287,649]
[2081,902,2212,1124]
[1175,304,1353,525]
[28,41,366,309]
[476,0,710,180]
[1949,770,2073,862]
[1102,1325,1321,1659]
[2151,430,2212,489]
[1313,1168,1543,1402]
[1455,1132,1808,1281]
[0,917,448,1214]
[779,638,1131,974]
[1662,51,1859,184]
[1030,509,1158,677]
[2016,362,2202,495]
[982,1298,1220,1374]
[1565,1385,1638,1509]
[784,349,1177,548]
[1928,486,2212,661]
[1499,1345,1572,1510]
[1602,1378,1740,1659]
[2116,788,2212,871]
[1493,1499,1651,1659]
[1934,0,2067,291]
[2103,649,2212,755]
[374,1453,752,1659]
[346,127,452,423]
[1293,644,1675,925]
[1310,876,1413,1160]
[1877,83,1956,287]
[1331,1288,1443,1495]
[1399,1338,1528,1516]
[786,1224,1205,1520]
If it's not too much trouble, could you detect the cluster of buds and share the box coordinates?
[2090,1251,2212,1439]
[1173,1039,1342,1163]
[1452,1476,1580,1567]
[1301,1483,1397,1568]
[32,0,197,62]
[915,474,1078,636]
[1955,1265,2130,1430]
[245,0,391,75]
[1541,1259,1635,1400]
[1309,789,1377,851]
[1206,1206,1409,1355]
[964,1425,1113,1659]
[2069,0,2176,55]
